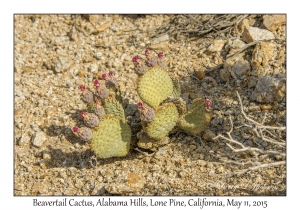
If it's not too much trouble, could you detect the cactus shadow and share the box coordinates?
[46,142,141,169]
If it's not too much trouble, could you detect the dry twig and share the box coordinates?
[212,91,286,176]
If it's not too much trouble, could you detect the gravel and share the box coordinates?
[14,14,286,196]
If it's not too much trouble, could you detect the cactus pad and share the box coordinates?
[90,115,131,158]
[103,97,125,122]
[178,98,211,135]
[164,97,186,116]
[169,74,181,98]
[137,66,173,109]
[144,103,179,140]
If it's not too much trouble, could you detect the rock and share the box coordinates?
[75,179,84,189]
[68,27,78,42]
[94,52,103,60]
[149,34,169,50]
[91,23,111,34]
[18,133,31,146]
[181,92,190,102]
[22,66,36,74]
[105,173,146,194]
[91,183,106,195]
[31,182,44,195]
[151,34,169,45]
[237,19,250,33]
[219,69,231,82]
[52,36,70,46]
[260,105,272,112]
[207,40,226,53]
[224,54,244,71]
[53,55,72,73]
[232,58,251,77]
[149,42,168,51]
[223,54,244,80]
[88,63,98,73]
[202,129,216,142]
[31,132,47,147]
[88,15,101,25]
[242,27,275,43]
[251,75,286,103]
[248,106,261,112]
[195,69,205,79]
[14,183,23,191]
[263,15,286,32]
[251,42,275,69]
[227,39,246,55]
[247,76,257,88]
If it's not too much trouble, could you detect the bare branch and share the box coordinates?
[235,161,286,176]
[236,91,286,130]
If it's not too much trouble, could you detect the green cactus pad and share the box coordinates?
[137,66,173,109]
[164,97,186,116]
[169,74,181,98]
[90,115,131,158]
[178,98,211,135]
[144,103,179,141]
[103,97,125,122]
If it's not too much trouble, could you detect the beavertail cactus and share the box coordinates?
[94,79,110,100]
[132,55,148,76]
[178,98,212,135]
[169,74,181,98]
[143,103,179,141]
[103,96,126,122]
[157,51,167,69]
[137,66,173,109]
[145,49,158,67]
[80,111,100,128]
[102,71,118,88]
[72,126,92,142]
[94,99,105,119]
[72,78,132,159]
[78,84,93,103]
[164,97,186,116]
[90,115,131,159]
[137,102,155,122]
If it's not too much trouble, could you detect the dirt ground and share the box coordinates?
[14,14,286,196]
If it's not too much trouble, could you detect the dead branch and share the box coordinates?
[235,161,286,176]
[212,91,286,176]
[236,91,285,130]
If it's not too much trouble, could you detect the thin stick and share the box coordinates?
[236,91,286,130]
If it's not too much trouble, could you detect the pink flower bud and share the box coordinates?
[95,99,101,105]
[205,99,212,107]
[94,80,100,88]
[78,84,86,91]
[158,52,164,59]
[73,126,79,132]
[108,71,114,77]
[80,111,87,119]
[102,74,107,80]
[145,49,151,56]
[132,55,141,64]
[137,102,144,109]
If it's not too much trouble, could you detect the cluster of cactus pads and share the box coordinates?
[72,49,213,158]
[133,50,213,150]
[73,72,131,159]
